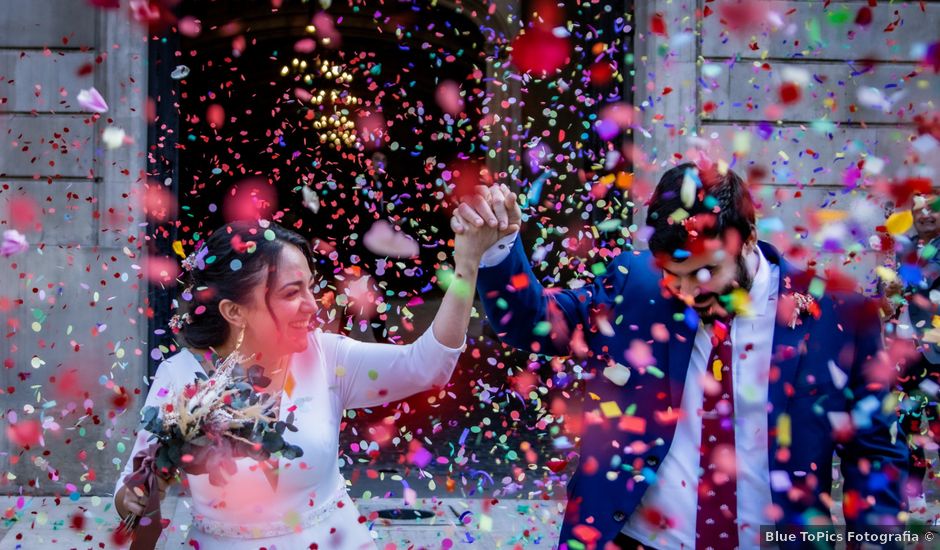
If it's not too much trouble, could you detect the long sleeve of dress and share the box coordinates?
[321,324,465,410]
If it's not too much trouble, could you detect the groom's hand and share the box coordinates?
[450,184,521,265]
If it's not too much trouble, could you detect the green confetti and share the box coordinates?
[532,321,552,336]
[826,7,852,25]
[806,18,822,46]
[809,278,826,299]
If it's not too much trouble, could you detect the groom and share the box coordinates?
[451,163,907,549]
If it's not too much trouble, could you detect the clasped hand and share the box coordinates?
[451,183,522,264]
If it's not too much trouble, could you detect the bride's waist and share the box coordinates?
[190,486,348,539]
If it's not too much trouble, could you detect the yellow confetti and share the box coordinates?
[733,131,751,155]
[172,240,186,258]
[716,159,729,175]
[874,266,898,283]
[712,359,723,381]
[814,210,848,225]
[729,288,752,317]
[885,211,913,236]
[600,401,623,418]
[777,413,792,447]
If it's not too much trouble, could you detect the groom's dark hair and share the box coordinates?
[645,162,756,259]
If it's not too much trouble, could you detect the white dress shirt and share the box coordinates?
[480,231,520,267]
[478,235,778,549]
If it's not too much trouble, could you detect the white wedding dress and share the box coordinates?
[114,326,464,549]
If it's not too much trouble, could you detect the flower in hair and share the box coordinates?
[168,312,192,331]
[181,246,208,272]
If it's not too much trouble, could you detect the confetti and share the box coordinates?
[76,87,108,113]
[4,1,937,546]
[1,229,28,257]
[362,220,419,259]
[599,401,623,419]
[170,64,190,79]
[102,126,127,149]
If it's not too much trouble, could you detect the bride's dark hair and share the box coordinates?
[179,220,316,349]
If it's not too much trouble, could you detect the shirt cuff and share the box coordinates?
[479,232,518,268]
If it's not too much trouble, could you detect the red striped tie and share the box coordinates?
[695,318,739,550]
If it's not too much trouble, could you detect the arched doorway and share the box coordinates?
[173,0,487,307]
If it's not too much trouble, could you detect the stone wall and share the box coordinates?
[634,0,939,286]
[0,0,148,496]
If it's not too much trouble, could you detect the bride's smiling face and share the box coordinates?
[237,244,319,358]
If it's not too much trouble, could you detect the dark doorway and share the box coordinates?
[173,0,487,298]
[146,0,634,499]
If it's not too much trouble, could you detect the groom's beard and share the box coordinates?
[694,254,753,324]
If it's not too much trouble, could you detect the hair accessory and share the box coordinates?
[181,246,209,272]
[181,252,198,272]
[168,313,192,331]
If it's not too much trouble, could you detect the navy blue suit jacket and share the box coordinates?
[477,239,907,549]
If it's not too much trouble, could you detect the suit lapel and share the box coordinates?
[767,318,809,415]
[667,312,696,411]
[758,242,813,448]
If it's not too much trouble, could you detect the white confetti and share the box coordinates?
[102,126,126,149]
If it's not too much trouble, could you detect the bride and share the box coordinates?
[113,215,515,549]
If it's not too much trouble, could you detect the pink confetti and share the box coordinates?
[76,87,108,113]
[1,230,28,257]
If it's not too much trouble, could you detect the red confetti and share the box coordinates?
[572,524,601,544]
[923,41,940,73]
[778,82,802,105]
[7,420,41,448]
[650,12,667,36]
[5,196,40,232]
[510,28,571,76]
[69,512,85,531]
[854,6,873,26]
[546,458,568,473]
[206,104,225,128]
[589,62,613,86]
[717,1,767,33]
[223,178,278,222]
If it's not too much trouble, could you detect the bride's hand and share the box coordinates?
[117,473,174,519]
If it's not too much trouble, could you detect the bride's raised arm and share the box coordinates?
[322,219,493,409]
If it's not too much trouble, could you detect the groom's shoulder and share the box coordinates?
[783,268,880,330]
[607,248,659,279]
[598,248,661,298]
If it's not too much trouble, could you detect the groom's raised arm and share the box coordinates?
[476,234,634,357]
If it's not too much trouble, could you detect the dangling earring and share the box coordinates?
[234,325,246,353]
